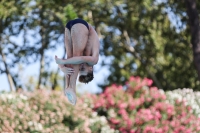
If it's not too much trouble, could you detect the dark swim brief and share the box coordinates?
[66,18,89,31]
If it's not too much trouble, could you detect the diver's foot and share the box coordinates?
[55,55,64,64]
[64,88,76,105]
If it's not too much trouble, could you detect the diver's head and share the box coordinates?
[79,63,94,83]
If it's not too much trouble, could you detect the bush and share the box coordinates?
[1,77,200,133]
[92,76,200,133]
[0,90,117,133]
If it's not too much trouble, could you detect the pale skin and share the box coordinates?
[55,23,100,94]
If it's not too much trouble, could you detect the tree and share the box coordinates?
[87,0,199,90]
[15,1,78,89]
[49,0,198,90]
[0,0,30,91]
[1,0,199,91]
[0,0,81,91]
[185,0,200,82]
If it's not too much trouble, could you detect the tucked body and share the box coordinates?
[55,18,100,105]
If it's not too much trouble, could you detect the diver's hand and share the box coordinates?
[58,64,74,77]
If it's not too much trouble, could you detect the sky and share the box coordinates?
[0,36,110,94]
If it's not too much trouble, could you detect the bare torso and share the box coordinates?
[83,24,100,58]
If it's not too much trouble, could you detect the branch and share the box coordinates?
[122,31,163,89]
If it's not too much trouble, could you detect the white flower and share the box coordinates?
[166,88,200,117]
[28,121,33,126]
[100,116,107,124]
[0,93,15,100]
[19,94,28,100]
[35,123,43,131]
[28,121,43,131]
[92,112,97,117]
[108,109,116,117]
[101,125,119,133]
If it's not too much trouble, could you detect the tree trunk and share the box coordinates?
[37,7,46,90]
[0,45,15,91]
[185,0,200,81]
[37,52,44,89]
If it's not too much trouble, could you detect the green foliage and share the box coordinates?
[0,0,17,19]
[63,4,78,24]
[0,0,199,91]
[84,0,199,90]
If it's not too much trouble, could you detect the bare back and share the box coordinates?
[84,25,100,61]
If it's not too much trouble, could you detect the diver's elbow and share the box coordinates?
[94,57,99,65]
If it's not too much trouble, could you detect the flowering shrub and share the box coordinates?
[166,88,200,118]
[92,76,200,133]
[0,90,117,133]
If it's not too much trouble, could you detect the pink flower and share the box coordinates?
[134,99,142,107]
[162,125,169,132]
[108,97,115,106]
[154,102,163,110]
[167,105,174,116]
[126,119,133,127]
[140,96,145,104]
[118,103,128,109]
[179,126,186,132]
[144,126,156,133]
[150,87,158,91]
[161,94,166,100]
[118,85,123,90]
[170,121,176,127]
[147,114,154,120]
[145,78,153,86]
[196,126,200,131]
[118,109,127,114]
[135,76,141,82]
[154,111,161,119]
[111,84,117,87]
[119,127,127,132]
[94,103,99,108]
[185,129,192,133]
[129,102,135,110]
[130,129,135,133]
[104,88,111,96]
[146,97,152,102]
[129,76,135,81]
[135,117,143,125]
[187,106,192,111]
[110,118,120,124]
[181,111,187,117]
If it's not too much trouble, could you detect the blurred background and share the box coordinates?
[1,0,200,132]
[1,0,200,92]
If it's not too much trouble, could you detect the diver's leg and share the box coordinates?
[64,24,89,105]
[68,24,89,90]
[64,28,73,88]
[62,27,77,105]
